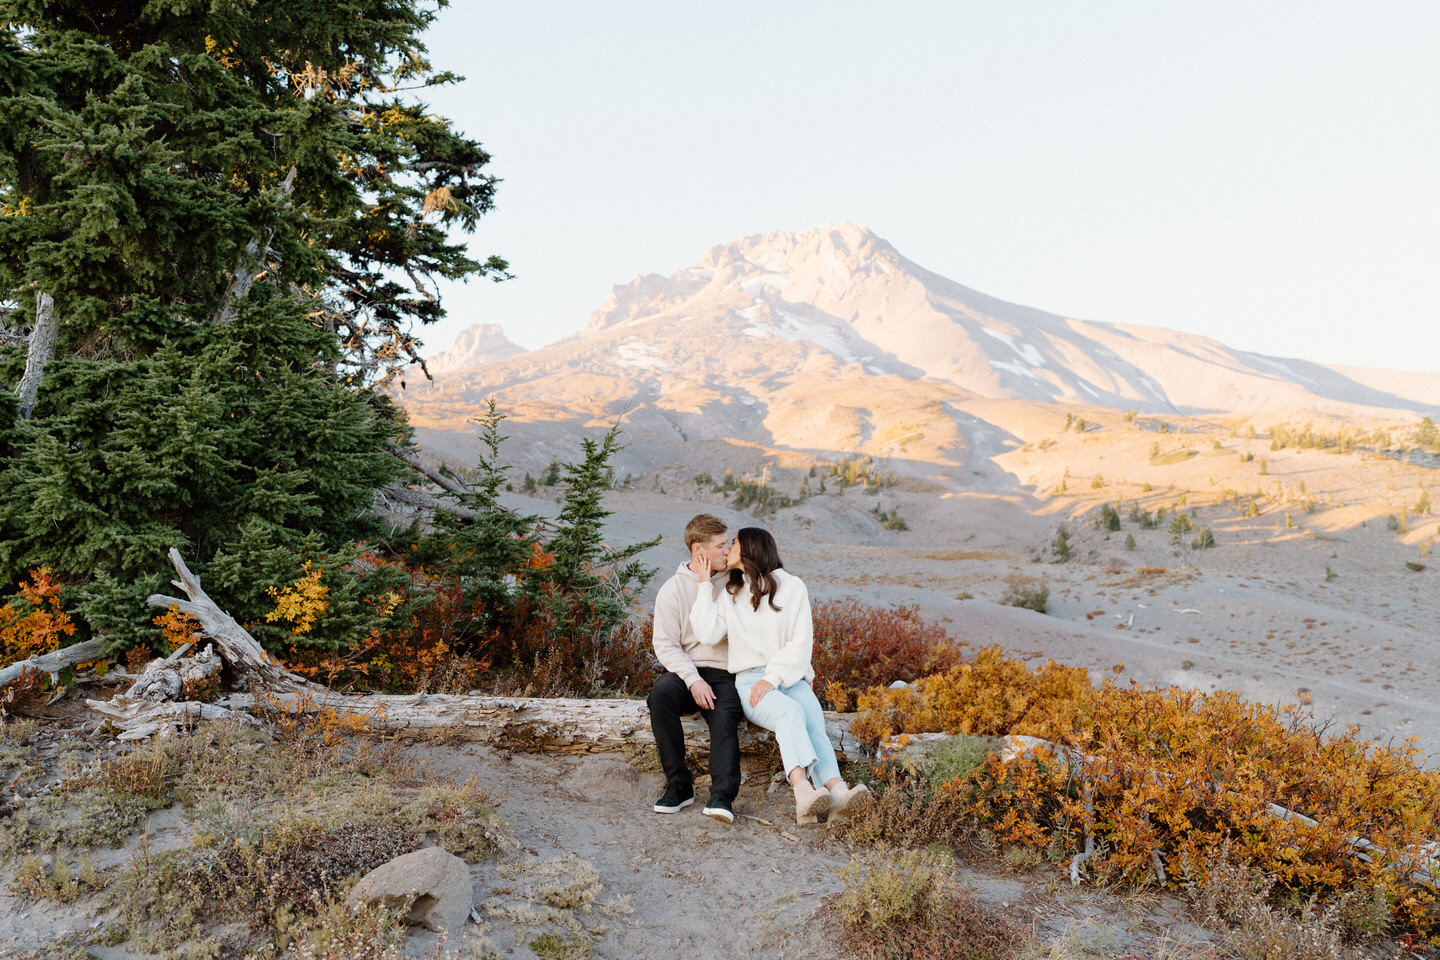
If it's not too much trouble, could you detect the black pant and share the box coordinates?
[647,667,742,802]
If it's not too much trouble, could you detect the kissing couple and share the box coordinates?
[647,514,870,825]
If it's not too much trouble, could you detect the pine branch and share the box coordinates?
[391,442,469,495]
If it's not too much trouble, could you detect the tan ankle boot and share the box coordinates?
[827,782,871,821]
[793,780,832,825]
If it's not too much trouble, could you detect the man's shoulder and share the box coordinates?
[663,565,696,586]
[655,568,697,599]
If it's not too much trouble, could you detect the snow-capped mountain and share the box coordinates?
[398,224,1438,477]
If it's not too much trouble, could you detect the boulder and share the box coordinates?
[347,846,473,932]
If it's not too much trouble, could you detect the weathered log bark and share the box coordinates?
[87,698,262,741]
[212,689,867,761]
[142,547,319,695]
[15,291,58,420]
[0,638,105,689]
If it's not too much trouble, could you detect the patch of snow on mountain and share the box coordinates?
[990,360,1040,381]
[742,308,857,363]
[1246,353,1318,386]
[982,327,1045,366]
[1078,380,1100,397]
[867,366,887,376]
[614,341,667,370]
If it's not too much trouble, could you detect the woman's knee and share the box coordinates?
[754,690,806,728]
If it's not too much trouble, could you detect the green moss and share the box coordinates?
[530,930,594,960]
[927,735,998,785]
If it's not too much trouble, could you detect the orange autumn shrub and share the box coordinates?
[509,589,658,698]
[278,561,488,694]
[153,603,203,651]
[846,645,1440,941]
[942,682,1440,944]
[0,568,76,666]
[811,599,964,710]
[274,554,659,698]
[1071,684,1439,938]
[850,645,1090,744]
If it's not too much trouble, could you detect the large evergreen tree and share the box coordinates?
[0,0,505,650]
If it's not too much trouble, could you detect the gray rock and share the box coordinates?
[346,846,473,932]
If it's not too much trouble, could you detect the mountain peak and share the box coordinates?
[585,224,905,334]
[699,222,893,272]
[426,323,525,371]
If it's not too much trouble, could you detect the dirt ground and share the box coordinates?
[0,714,1224,959]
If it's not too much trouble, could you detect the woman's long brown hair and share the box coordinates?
[726,527,783,612]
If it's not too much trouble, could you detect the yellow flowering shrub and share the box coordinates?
[265,562,329,636]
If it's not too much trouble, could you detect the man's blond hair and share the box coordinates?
[684,513,727,550]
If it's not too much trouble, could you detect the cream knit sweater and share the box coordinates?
[650,561,730,688]
[690,569,814,690]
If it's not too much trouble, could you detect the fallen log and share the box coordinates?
[142,547,321,696]
[88,549,870,760]
[0,638,106,689]
[213,689,868,761]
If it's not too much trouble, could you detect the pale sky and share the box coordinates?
[417,2,1439,371]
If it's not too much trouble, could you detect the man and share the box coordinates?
[647,513,743,823]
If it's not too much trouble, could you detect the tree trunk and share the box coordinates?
[213,166,297,324]
[15,291,58,420]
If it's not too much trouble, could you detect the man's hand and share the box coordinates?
[689,678,716,710]
[692,552,712,581]
[748,679,774,708]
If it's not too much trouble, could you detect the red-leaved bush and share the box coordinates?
[811,599,964,710]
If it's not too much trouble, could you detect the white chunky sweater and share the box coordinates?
[689,568,814,690]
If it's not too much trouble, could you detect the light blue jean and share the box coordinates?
[734,667,841,788]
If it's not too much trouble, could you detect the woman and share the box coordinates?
[690,527,869,824]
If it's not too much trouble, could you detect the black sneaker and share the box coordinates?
[702,795,735,824]
[653,785,695,814]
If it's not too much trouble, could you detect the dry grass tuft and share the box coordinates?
[832,847,1025,960]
